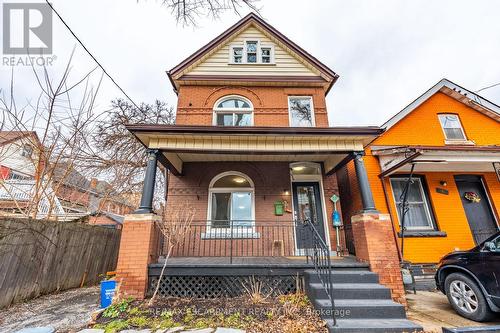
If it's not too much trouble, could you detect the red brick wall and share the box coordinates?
[175,85,329,127]
[165,162,342,255]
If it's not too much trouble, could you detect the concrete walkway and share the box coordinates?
[406,291,500,332]
[0,286,99,333]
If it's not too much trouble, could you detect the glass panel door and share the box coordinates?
[292,182,327,253]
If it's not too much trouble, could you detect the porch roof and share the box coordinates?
[372,145,500,176]
[126,124,383,175]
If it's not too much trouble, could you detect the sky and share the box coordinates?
[1,0,500,127]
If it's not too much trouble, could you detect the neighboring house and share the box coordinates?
[0,131,134,223]
[338,79,500,267]
[0,131,41,180]
[118,13,422,332]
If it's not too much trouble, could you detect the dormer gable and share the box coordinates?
[168,13,338,94]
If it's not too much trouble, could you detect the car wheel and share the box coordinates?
[444,272,494,322]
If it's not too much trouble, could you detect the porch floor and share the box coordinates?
[154,255,366,269]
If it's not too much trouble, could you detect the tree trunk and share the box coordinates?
[148,245,173,305]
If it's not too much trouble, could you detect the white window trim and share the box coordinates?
[204,171,258,239]
[229,44,244,64]
[228,40,275,65]
[438,114,468,142]
[213,95,254,126]
[288,96,316,127]
[390,177,435,231]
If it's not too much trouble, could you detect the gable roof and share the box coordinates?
[382,78,500,130]
[0,131,40,147]
[167,12,339,94]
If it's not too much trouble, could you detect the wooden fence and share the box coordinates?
[0,217,121,308]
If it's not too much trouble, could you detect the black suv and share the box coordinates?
[435,231,500,321]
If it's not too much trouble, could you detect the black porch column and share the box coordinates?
[353,151,378,213]
[135,149,159,214]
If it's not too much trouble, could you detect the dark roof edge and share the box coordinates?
[125,124,383,136]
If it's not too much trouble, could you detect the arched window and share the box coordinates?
[213,95,253,126]
[208,171,254,229]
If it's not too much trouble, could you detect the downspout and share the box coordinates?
[399,163,416,261]
[380,176,403,262]
[377,150,421,263]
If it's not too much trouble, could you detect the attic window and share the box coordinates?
[438,114,466,141]
[233,47,243,63]
[229,40,274,64]
[246,41,257,63]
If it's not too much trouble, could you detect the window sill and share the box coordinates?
[228,63,276,66]
[444,140,475,145]
[201,231,261,239]
[398,230,447,238]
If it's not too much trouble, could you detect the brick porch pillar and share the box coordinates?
[351,213,407,306]
[351,151,406,306]
[115,213,160,299]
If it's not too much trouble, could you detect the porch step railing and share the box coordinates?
[304,218,337,327]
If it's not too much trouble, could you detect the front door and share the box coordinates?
[292,182,327,253]
[455,175,499,245]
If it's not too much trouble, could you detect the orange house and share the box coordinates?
[338,79,500,266]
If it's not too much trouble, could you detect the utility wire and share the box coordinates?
[45,0,141,110]
[476,82,500,93]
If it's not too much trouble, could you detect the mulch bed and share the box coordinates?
[93,294,328,333]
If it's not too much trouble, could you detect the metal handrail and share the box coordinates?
[304,219,337,326]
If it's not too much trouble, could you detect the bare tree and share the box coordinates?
[161,0,261,26]
[75,98,175,209]
[0,51,103,220]
[149,205,195,305]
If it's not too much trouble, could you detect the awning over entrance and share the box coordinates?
[126,125,383,175]
[372,145,500,176]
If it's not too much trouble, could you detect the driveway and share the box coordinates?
[0,286,99,333]
[406,291,500,332]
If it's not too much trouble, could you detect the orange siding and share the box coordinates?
[346,92,500,264]
[373,92,499,146]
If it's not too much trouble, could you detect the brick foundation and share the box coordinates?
[115,213,161,299]
[351,213,406,306]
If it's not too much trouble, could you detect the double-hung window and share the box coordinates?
[288,96,314,127]
[390,176,435,230]
[438,114,467,141]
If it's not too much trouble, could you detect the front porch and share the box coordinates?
[115,125,414,329]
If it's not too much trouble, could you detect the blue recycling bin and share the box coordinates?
[100,280,116,308]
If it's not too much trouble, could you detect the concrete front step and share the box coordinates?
[307,282,392,300]
[304,269,379,284]
[325,318,423,333]
[313,298,406,319]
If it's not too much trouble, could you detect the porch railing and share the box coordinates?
[304,218,337,326]
[168,220,299,263]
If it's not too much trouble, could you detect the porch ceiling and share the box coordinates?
[127,125,382,175]
[372,145,500,175]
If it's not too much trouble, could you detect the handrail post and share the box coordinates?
[229,219,233,264]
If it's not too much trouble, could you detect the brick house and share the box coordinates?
[117,13,422,332]
[338,79,500,269]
